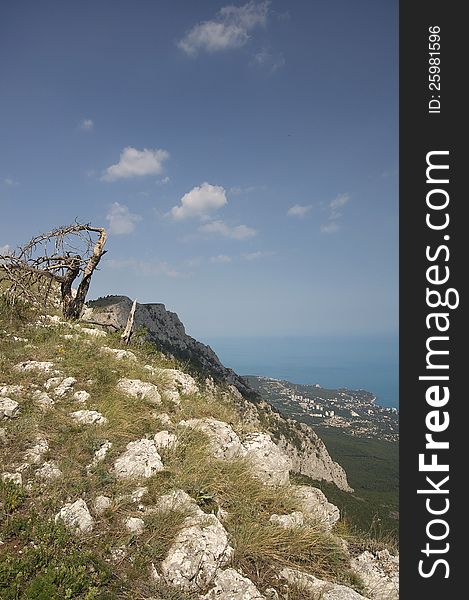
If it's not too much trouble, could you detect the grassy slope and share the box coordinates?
[0,302,368,599]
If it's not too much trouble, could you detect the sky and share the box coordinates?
[0,0,398,340]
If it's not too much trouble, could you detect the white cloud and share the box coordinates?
[252,48,285,72]
[320,193,350,234]
[106,258,182,278]
[171,182,227,220]
[199,220,256,240]
[3,178,18,187]
[102,147,170,181]
[242,250,273,260]
[329,193,350,219]
[287,204,312,218]
[0,244,12,255]
[106,202,142,235]
[80,118,94,131]
[210,254,232,264]
[178,1,269,56]
[229,184,267,195]
[320,222,340,235]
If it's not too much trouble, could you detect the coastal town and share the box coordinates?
[245,375,399,442]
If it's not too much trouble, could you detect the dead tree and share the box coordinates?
[0,223,107,320]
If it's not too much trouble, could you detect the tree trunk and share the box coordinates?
[121,298,137,345]
[63,228,107,320]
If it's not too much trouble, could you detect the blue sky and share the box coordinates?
[0,0,398,339]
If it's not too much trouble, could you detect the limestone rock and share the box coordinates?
[351,550,399,600]
[150,562,161,582]
[74,390,91,403]
[32,390,55,408]
[70,410,107,425]
[15,360,55,373]
[154,412,173,426]
[242,432,292,486]
[2,472,22,485]
[80,327,107,338]
[125,516,145,534]
[0,384,23,396]
[24,437,49,464]
[55,499,94,533]
[54,377,77,397]
[279,568,368,600]
[45,377,63,390]
[114,438,164,479]
[94,495,112,515]
[35,461,62,480]
[161,512,234,591]
[0,397,19,418]
[269,511,304,528]
[153,430,177,449]
[87,441,112,469]
[292,485,340,530]
[179,418,246,460]
[276,423,352,492]
[117,378,161,404]
[202,568,266,600]
[156,489,203,517]
[100,346,137,361]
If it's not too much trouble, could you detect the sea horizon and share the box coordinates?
[203,334,399,409]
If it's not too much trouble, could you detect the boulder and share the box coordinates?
[73,390,91,403]
[156,489,203,517]
[32,390,55,408]
[54,377,77,397]
[55,499,94,533]
[70,410,107,425]
[87,440,112,469]
[291,485,340,530]
[242,433,292,486]
[269,511,304,528]
[0,397,19,418]
[80,327,107,338]
[100,346,137,361]
[117,378,161,404]
[2,472,22,485]
[161,512,234,591]
[24,437,49,464]
[94,495,112,515]
[351,549,399,600]
[114,438,164,479]
[0,384,23,396]
[154,430,177,449]
[35,461,62,480]
[125,516,145,534]
[14,360,55,373]
[202,568,266,600]
[179,418,246,460]
[279,568,368,600]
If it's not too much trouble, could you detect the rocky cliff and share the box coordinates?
[85,295,352,492]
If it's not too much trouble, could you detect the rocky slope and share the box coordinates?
[0,306,398,599]
[85,295,352,492]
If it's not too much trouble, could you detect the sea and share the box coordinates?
[203,335,399,409]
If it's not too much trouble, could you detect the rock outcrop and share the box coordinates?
[114,438,164,479]
[351,550,399,600]
[279,568,368,600]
